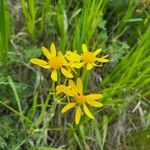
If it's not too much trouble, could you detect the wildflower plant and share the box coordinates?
[30,42,109,125]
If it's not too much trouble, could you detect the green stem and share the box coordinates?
[27,91,38,120]
[44,99,58,130]
[37,81,55,125]
[81,69,90,92]
[81,69,87,80]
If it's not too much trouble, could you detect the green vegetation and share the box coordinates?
[0,0,10,65]
[0,0,150,149]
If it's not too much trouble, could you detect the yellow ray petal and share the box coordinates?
[83,104,94,119]
[86,100,103,108]
[86,63,93,70]
[30,58,48,65]
[64,87,75,96]
[56,85,67,93]
[92,63,99,67]
[96,57,109,63]
[76,78,83,94]
[56,84,74,96]
[39,65,51,69]
[82,44,88,53]
[61,103,76,113]
[30,58,50,69]
[69,79,77,94]
[65,51,81,62]
[71,62,84,68]
[94,48,102,56]
[93,63,103,67]
[42,46,52,60]
[51,70,57,81]
[50,43,56,57]
[58,52,67,65]
[102,55,109,58]
[61,68,73,78]
[85,94,103,100]
[75,106,81,125]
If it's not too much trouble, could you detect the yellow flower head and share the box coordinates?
[81,44,109,70]
[56,78,103,125]
[30,43,73,81]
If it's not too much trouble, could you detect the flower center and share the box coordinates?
[75,94,85,104]
[82,52,95,64]
[49,56,64,69]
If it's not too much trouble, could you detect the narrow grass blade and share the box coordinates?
[56,0,68,52]
[21,0,36,40]
[0,0,10,64]
[0,100,33,124]
[7,76,23,115]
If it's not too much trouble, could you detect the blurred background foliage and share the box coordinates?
[0,0,150,149]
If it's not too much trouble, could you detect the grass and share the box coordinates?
[21,0,36,41]
[72,0,108,51]
[0,0,10,65]
[0,0,150,149]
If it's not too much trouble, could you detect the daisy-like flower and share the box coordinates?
[30,43,73,81]
[81,44,109,70]
[56,78,103,125]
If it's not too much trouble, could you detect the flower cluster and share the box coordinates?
[30,43,109,81]
[30,43,109,125]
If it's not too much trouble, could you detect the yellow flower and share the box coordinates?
[30,43,73,81]
[56,78,103,125]
[81,44,109,70]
